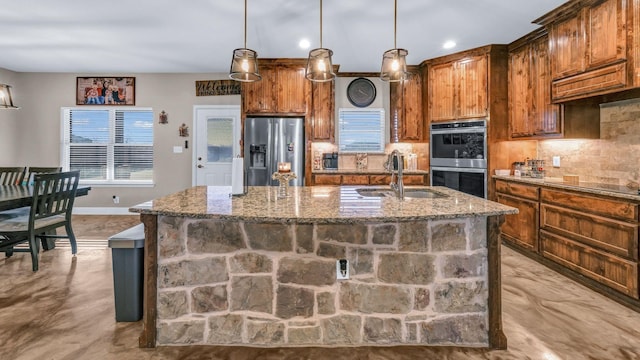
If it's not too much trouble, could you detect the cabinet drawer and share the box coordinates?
[495,180,539,201]
[403,175,426,185]
[341,175,369,185]
[313,175,342,185]
[541,204,638,260]
[540,188,639,222]
[540,230,638,298]
[551,62,626,102]
[369,175,391,185]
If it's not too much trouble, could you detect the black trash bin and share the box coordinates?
[108,223,144,322]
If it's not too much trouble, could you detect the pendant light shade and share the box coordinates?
[0,84,18,109]
[380,0,408,82]
[229,0,261,82]
[306,0,335,82]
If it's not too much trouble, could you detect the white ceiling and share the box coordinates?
[0,0,566,74]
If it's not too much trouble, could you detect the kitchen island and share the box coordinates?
[130,186,516,349]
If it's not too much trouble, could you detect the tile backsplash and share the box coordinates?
[538,98,640,186]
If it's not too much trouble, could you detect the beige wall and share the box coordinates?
[0,68,20,162]
[1,71,240,209]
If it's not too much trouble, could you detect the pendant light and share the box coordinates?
[305,0,336,82]
[380,0,408,82]
[229,0,261,82]
[0,84,18,109]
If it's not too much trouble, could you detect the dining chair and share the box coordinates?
[0,171,80,271]
[26,166,62,185]
[0,167,26,185]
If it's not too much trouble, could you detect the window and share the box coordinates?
[61,107,154,185]
[337,108,385,153]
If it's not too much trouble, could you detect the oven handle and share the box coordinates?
[430,166,487,173]
[430,128,486,135]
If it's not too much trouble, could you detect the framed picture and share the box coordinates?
[76,77,135,105]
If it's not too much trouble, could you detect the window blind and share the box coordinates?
[338,108,385,153]
[63,108,154,184]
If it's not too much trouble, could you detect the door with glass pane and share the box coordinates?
[194,106,241,186]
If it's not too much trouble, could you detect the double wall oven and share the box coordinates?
[429,119,487,198]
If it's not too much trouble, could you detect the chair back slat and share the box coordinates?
[0,167,26,185]
[26,167,62,185]
[30,171,80,223]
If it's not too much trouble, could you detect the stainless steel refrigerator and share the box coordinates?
[244,117,305,186]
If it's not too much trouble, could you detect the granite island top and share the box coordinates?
[493,175,640,201]
[130,185,516,223]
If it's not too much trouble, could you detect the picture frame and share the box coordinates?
[76,77,135,105]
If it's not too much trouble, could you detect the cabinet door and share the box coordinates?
[276,66,308,113]
[457,55,488,119]
[390,71,423,141]
[586,0,626,69]
[242,67,277,114]
[369,175,391,185]
[311,81,334,141]
[403,175,426,185]
[531,36,561,135]
[509,45,533,137]
[428,62,457,122]
[497,193,539,252]
[550,14,586,79]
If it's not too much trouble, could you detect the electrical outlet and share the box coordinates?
[552,156,560,167]
[336,259,349,280]
[112,195,120,204]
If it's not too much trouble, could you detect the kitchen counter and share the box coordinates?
[313,169,429,175]
[130,185,513,222]
[131,185,515,349]
[492,175,640,201]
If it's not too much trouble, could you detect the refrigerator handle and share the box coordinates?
[272,120,280,178]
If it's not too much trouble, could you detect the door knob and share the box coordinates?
[197,164,204,168]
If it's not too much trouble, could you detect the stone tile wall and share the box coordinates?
[155,215,490,347]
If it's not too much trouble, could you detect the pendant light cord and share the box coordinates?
[393,0,397,49]
[320,0,323,48]
[244,0,248,48]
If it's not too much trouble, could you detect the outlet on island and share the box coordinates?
[336,259,349,280]
[112,195,119,204]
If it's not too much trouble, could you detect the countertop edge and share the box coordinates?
[493,175,640,201]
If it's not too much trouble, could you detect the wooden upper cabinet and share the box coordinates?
[428,54,488,122]
[276,66,308,113]
[242,62,308,115]
[540,0,629,101]
[242,67,277,113]
[509,33,560,139]
[310,80,334,141]
[389,68,424,142]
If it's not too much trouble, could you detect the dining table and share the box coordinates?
[0,184,91,249]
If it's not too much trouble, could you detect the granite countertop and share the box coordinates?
[130,185,516,223]
[313,169,429,175]
[493,175,640,201]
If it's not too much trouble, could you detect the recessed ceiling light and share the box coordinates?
[443,40,456,49]
[299,39,310,49]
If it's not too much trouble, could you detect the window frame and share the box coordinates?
[337,108,386,154]
[60,106,154,186]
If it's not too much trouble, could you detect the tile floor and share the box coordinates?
[0,215,639,360]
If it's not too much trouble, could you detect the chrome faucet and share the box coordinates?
[385,150,404,199]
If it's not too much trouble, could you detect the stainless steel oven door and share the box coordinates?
[430,120,487,168]
[430,166,487,199]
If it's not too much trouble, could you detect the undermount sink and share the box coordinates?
[355,188,448,199]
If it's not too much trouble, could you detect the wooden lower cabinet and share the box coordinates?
[497,179,640,304]
[313,174,342,185]
[540,230,638,297]
[341,175,369,185]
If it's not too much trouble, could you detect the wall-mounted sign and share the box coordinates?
[195,80,241,96]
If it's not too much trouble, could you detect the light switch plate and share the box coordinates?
[552,156,560,167]
[173,146,183,154]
